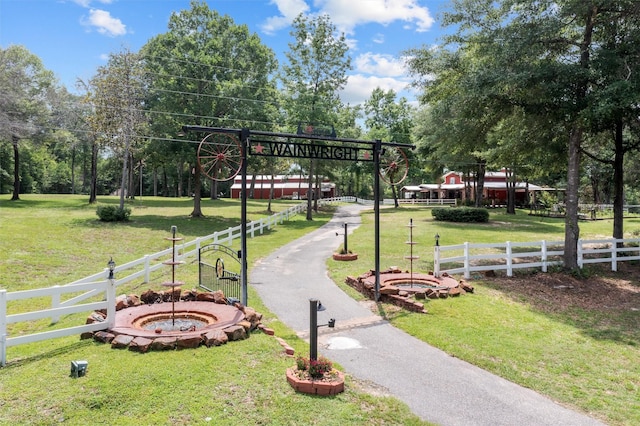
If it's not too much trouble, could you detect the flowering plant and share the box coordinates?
[295,355,333,379]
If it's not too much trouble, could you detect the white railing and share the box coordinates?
[0,279,117,366]
[0,197,356,366]
[434,238,640,279]
[390,198,457,206]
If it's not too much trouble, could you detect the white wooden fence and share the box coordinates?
[434,238,640,279]
[0,197,354,366]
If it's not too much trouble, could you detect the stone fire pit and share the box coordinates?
[345,267,474,313]
[84,288,263,352]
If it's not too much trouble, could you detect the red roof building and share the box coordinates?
[230,175,335,199]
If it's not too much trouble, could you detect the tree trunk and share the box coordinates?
[210,177,218,200]
[564,4,596,270]
[190,163,203,217]
[119,141,129,210]
[391,179,399,208]
[153,167,158,196]
[11,136,20,201]
[71,147,76,195]
[267,173,275,213]
[306,160,314,220]
[506,168,516,214]
[249,173,256,199]
[474,161,486,207]
[612,118,624,242]
[89,139,98,204]
[564,126,582,270]
[176,162,183,197]
[314,172,320,212]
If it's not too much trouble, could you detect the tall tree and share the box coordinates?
[143,0,278,217]
[87,48,148,210]
[0,45,55,200]
[408,0,640,270]
[365,88,414,206]
[280,13,351,219]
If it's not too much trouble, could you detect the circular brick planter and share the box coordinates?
[286,367,345,396]
[332,252,358,261]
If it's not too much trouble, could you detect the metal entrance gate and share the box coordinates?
[199,244,242,301]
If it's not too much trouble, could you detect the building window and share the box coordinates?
[449,177,455,184]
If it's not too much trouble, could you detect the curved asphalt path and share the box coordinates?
[250,204,605,426]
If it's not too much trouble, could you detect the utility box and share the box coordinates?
[70,360,88,378]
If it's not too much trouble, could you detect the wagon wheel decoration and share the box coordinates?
[215,258,224,278]
[379,147,409,185]
[197,132,243,181]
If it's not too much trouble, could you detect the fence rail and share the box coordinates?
[0,196,354,366]
[435,238,640,279]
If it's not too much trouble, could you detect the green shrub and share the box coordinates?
[431,207,489,223]
[96,205,131,222]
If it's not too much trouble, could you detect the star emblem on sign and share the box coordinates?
[363,151,371,160]
[254,143,264,154]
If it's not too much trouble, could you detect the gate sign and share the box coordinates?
[251,140,373,162]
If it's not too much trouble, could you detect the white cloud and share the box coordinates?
[340,74,410,105]
[82,9,126,37]
[373,33,385,44]
[262,0,433,35]
[317,0,434,34]
[261,0,310,34]
[73,0,113,6]
[354,52,407,77]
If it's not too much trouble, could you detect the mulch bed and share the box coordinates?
[481,263,640,314]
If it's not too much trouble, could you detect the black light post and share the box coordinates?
[336,223,348,253]
[434,234,440,278]
[107,257,115,280]
[309,299,335,361]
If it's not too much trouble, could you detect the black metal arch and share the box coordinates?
[182,125,415,304]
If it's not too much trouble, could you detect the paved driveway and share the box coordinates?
[250,204,604,425]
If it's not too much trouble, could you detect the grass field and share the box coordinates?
[0,195,429,425]
[328,206,640,426]
[1,196,639,425]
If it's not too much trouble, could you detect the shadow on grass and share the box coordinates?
[481,265,640,347]
[4,340,93,370]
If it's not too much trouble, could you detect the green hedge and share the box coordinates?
[431,207,489,223]
[96,205,131,222]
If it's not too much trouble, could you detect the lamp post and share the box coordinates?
[107,257,115,280]
[336,223,348,253]
[434,234,440,278]
[106,257,116,330]
[309,299,335,361]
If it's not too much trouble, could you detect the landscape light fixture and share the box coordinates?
[70,360,88,378]
[435,233,440,247]
[309,299,336,361]
[107,257,115,280]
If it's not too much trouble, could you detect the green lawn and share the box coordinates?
[2,197,638,425]
[0,195,429,425]
[328,206,640,426]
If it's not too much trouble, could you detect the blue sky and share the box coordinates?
[0,0,451,105]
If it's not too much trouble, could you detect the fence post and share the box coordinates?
[506,242,513,277]
[106,278,116,330]
[144,255,151,283]
[541,240,548,273]
[612,239,618,272]
[1,289,7,367]
[51,285,60,324]
[577,239,583,269]
[463,242,470,279]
